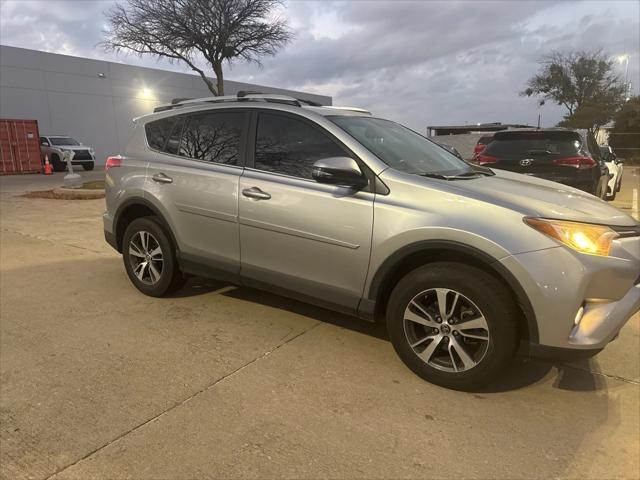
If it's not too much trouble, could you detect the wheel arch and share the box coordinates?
[113,197,178,254]
[366,240,539,343]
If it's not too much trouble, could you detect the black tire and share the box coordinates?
[386,262,519,391]
[50,154,64,172]
[607,188,617,201]
[82,163,94,171]
[122,217,185,297]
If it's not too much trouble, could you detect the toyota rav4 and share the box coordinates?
[103,93,640,390]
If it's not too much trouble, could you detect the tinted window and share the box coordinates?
[164,117,184,155]
[331,116,471,175]
[255,113,347,179]
[146,117,177,152]
[587,134,601,160]
[49,137,79,146]
[179,112,245,165]
[484,131,582,156]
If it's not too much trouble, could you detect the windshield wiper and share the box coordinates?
[418,172,451,180]
[418,171,482,180]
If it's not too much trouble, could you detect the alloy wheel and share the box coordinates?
[128,231,164,285]
[403,288,490,372]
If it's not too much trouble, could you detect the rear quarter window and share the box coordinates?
[145,117,178,152]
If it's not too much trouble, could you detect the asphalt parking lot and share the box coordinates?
[1,170,639,480]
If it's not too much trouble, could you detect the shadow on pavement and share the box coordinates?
[217,281,611,393]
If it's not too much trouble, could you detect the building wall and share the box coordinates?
[0,45,331,164]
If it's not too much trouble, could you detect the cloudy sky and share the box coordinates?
[1,0,638,131]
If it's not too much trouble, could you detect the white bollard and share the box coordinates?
[63,150,82,189]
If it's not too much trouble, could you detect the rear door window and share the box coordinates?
[178,111,246,165]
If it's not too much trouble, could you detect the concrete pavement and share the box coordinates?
[0,172,638,480]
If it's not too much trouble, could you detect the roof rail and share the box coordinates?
[153,91,303,113]
[323,106,372,115]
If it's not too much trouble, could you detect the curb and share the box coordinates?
[51,187,105,200]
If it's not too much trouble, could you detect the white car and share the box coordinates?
[600,145,623,200]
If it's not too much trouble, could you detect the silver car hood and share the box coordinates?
[391,168,637,227]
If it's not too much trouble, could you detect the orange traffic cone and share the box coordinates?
[43,155,53,175]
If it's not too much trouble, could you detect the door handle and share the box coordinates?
[152,173,173,184]
[242,187,271,200]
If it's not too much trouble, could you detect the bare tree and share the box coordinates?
[522,50,626,132]
[102,0,293,96]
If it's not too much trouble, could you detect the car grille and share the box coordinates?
[72,149,92,161]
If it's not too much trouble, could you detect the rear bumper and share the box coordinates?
[104,229,118,251]
[103,213,119,252]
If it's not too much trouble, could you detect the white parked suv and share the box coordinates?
[39,135,95,172]
[600,145,623,200]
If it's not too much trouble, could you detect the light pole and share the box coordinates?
[618,54,630,100]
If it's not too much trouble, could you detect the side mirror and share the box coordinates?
[312,156,368,188]
[41,141,49,146]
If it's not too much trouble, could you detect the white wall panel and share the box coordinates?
[0,45,332,165]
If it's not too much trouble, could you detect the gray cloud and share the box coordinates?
[1,0,638,131]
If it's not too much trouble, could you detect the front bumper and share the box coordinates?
[501,235,640,352]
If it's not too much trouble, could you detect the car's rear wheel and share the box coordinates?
[122,217,185,297]
[387,262,519,391]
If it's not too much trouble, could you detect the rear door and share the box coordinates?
[145,109,249,281]
[238,110,374,314]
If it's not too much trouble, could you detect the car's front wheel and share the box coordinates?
[387,262,519,391]
[122,217,185,297]
[82,162,94,171]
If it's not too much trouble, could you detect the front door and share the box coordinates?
[239,111,374,313]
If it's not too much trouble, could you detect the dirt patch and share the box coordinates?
[22,183,105,200]
[80,181,105,190]
[21,190,58,199]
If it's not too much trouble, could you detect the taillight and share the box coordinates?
[553,156,596,169]
[105,155,122,171]
[475,154,499,165]
[474,144,487,155]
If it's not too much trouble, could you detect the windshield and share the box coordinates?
[329,116,472,175]
[49,137,80,146]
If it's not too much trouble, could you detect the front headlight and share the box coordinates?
[524,217,618,256]
[89,148,95,155]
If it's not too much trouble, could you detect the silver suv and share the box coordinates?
[40,135,95,171]
[103,93,640,390]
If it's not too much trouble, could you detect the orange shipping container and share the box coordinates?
[0,119,42,175]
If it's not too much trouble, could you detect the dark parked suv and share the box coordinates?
[473,129,609,199]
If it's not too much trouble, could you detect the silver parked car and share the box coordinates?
[103,93,640,390]
[40,135,95,171]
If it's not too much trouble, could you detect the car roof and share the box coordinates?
[134,93,371,124]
